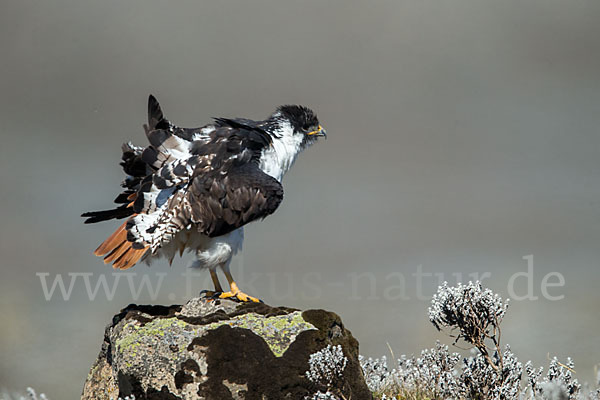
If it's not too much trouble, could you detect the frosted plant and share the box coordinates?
[525,360,545,395]
[525,357,584,400]
[359,355,391,393]
[363,342,463,399]
[546,358,580,398]
[461,348,497,398]
[0,388,49,400]
[495,345,524,398]
[538,381,570,400]
[0,389,136,400]
[305,345,347,400]
[26,389,48,400]
[429,281,509,371]
[360,281,600,400]
[461,345,523,399]
[306,345,348,388]
[395,342,462,398]
[304,391,340,400]
[589,389,600,400]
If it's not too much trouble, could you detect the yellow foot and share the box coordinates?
[200,288,262,303]
[218,290,263,303]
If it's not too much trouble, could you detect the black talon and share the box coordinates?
[200,290,223,299]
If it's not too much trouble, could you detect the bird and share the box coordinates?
[82,95,326,303]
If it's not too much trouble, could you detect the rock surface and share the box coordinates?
[81,298,372,400]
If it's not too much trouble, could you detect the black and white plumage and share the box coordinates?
[82,95,326,302]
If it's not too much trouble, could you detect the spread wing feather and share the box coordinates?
[188,163,283,238]
[83,95,282,268]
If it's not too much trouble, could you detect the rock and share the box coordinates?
[81,298,372,400]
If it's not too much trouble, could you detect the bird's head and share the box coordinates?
[266,105,326,148]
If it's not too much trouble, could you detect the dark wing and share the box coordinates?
[83,95,279,269]
[82,95,208,225]
[81,142,149,224]
[126,125,281,251]
[188,163,283,237]
[145,94,213,141]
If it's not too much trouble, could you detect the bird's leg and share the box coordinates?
[211,269,224,292]
[217,268,262,303]
[199,269,224,299]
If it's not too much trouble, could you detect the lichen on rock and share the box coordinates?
[81,298,371,400]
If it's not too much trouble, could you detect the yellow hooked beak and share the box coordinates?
[307,125,327,138]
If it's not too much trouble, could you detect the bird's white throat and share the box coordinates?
[258,125,304,182]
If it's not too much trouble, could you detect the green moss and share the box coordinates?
[115,317,187,357]
[202,311,316,357]
[115,311,315,360]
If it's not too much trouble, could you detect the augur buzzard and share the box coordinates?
[82,95,326,302]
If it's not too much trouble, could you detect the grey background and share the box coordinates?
[1,0,599,398]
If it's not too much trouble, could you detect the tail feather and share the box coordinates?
[113,246,148,270]
[92,219,149,269]
[103,241,130,264]
[93,220,128,256]
[81,205,134,224]
[83,95,183,269]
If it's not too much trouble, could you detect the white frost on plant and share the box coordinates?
[359,282,599,399]
[306,344,348,387]
[359,355,392,393]
[304,391,340,400]
[0,388,49,400]
[428,281,509,346]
